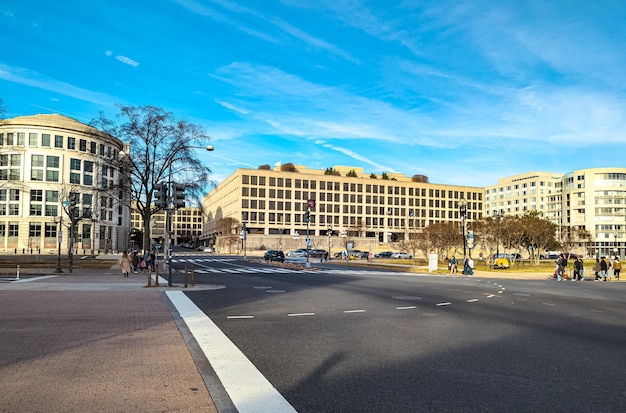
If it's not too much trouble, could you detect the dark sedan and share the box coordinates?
[263,250,285,262]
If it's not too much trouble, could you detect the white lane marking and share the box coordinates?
[392,296,422,300]
[436,302,451,306]
[254,286,272,289]
[344,309,366,313]
[486,294,495,298]
[396,306,417,310]
[513,293,530,296]
[165,291,296,413]
[498,290,503,294]
[266,290,286,293]
[288,313,315,317]
[227,315,255,319]
[542,302,555,306]
[467,299,479,303]
[591,309,604,313]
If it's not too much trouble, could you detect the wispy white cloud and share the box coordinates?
[215,100,250,115]
[0,63,119,106]
[115,55,140,67]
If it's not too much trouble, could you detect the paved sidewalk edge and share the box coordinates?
[162,291,237,413]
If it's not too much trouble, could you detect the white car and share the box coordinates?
[286,249,307,257]
[202,247,213,253]
[392,252,413,259]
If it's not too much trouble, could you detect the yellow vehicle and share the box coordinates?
[494,257,510,269]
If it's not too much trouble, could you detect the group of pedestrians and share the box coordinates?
[120,250,157,277]
[592,256,621,281]
[555,253,622,282]
[448,255,474,276]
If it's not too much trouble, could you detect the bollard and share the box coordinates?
[147,267,152,287]
[155,264,159,287]
[184,264,188,288]
[16,265,20,280]
[191,265,195,286]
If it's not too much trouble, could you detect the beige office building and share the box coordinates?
[131,204,204,248]
[485,168,626,257]
[0,114,131,254]
[202,165,484,255]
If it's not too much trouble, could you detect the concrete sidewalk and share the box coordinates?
[0,266,223,413]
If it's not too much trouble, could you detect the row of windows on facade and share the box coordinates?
[241,176,482,200]
[0,222,113,240]
[0,189,118,220]
[0,132,119,159]
[241,198,482,215]
[0,154,116,187]
[240,210,481,226]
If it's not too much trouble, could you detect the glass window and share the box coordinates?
[42,134,51,147]
[9,204,19,215]
[70,158,81,170]
[83,174,93,186]
[30,204,42,216]
[0,204,5,215]
[90,142,97,154]
[46,170,59,182]
[31,169,44,181]
[0,223,5,236]
[29,133,38,146]
[9,169,20,180]
[68,137,76,150]
[84,161,94,173]
[54,135,63,148]
[17,132,25,145]
[30,190,43,201]
[0,189,5,201]
[29,223,41,237]
[8,223,18,237]
[46,190,58,202]
[45,223,56,237]
[45,205,58,216]
[79,139,87,151]
[32,155,44,167]
[70,172,81,184]
[10,154,21,166]
[47,156,59,168]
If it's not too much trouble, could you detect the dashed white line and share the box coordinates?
[227,315,255,319]
[486,294,495,298]
[467,299,479,303]
[266,290,286,293]
[287,312,315,317]
[344,309,366,313]
[396,306,417,310]
[436,302,452,306]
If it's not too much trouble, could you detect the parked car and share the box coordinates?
[392,252,413,259]
[374,251,394,258]
[202,247,213,253]
[286,249,307,257]
[308,249,327,258]
[264,250,285,262]
[493,253,522,260]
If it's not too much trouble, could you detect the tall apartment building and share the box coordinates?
[0,114,131,254]
[485,168,626,257]
[201,165,484,254]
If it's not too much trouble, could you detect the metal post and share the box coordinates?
[305,207,310,268]
[55,217,63,273]
[167,163,173,287]
[327,225,332,261]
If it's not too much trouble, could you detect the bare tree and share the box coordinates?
[92,105,212,250]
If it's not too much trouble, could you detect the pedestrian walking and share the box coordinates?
[611,256,621,280]
[599,256,609,281]
[121,251,132,278]
[578,258,585,281]
[132,251,139,273]
[593,258,601,281]
[450,256,458,274]
[573,257,582,281]
[556,254,566,281]
[467,256,474,276]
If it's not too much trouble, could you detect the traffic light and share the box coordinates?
[154,183,168,209]
[172,183,185,209]
[69,192,78,217]
[303,210,310,223]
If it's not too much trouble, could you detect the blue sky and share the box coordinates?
[1,0,625,187]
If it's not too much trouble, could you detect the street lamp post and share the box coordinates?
[54,216,63,273]
[327,224,332,261]
[459,201,467,257]
[614,231,618,257]
[493,209,504,258]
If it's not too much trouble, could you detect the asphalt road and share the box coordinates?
[171,253,626,412]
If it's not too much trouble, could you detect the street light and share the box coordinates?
[493,209,504,258]
[459,200,467,257]
[327,224,333,261]
[614,231,618,256]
